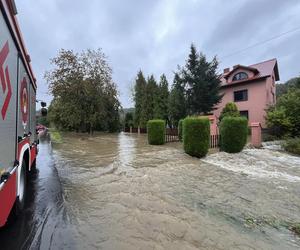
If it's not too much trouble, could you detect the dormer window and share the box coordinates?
[232,72,248,81]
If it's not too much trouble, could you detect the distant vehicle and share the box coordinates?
[0,0,40,226]
[36,124,47,136]
[36,124,46,132]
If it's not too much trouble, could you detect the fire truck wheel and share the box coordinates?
[16,160,27,213]
[30,159,36,171]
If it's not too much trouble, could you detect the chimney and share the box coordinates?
[223,68,230,74]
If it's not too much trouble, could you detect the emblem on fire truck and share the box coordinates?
[20,77,28,126]
[0,41,12,120]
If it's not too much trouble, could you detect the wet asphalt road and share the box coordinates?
[0,135,73,250]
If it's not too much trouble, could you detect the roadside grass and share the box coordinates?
[48,128,63,143]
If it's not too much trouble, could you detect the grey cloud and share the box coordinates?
[15,0,300,108]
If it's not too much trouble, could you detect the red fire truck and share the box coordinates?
[0,0,38,226]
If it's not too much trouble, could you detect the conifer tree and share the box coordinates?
[168,73,186,127]
[182,44,223,115]
[133,71,147,127]
[142,75,157,124]
[154,74,169,121]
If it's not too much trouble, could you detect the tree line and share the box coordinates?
[45,49,121,133]
[267,76,300,137]
[130,44,223,128]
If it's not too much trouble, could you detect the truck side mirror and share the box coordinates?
[41,107,47,116]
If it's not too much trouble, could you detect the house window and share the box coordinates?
[239,110,249,119]
[234,89,248,102]
[232,72,248,81]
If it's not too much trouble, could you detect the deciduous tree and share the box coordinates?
[45,49,120,133]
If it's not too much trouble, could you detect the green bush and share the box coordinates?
[220,117,248,153]
[183,117,210,158]
[266,88,300,137]
[37,115,50,127]
[49,128,63,143]
[283,138,300,155]
[147,120,165,145]
[178,119,183,141]
[266,106,292,138]
[219,102,240,122]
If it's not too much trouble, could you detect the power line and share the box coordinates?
[220,26,300,59]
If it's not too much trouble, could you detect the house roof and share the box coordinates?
[223,65,259,79]
[249,58,279,81]
[221,58,280,87]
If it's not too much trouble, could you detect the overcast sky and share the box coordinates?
[16,0,300,108]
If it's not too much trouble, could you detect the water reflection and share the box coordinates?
[116,132,137,172]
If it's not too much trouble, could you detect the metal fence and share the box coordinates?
[140,128,147,134]
[165,128,179,143]
[124,127,220,148]
[210,134,220,148]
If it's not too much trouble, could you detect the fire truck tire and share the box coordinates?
[31,159,36,171]
[16,160,27,213]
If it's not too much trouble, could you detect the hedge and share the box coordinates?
[220,117,248,153]
[183,117,210,158]
[147,120,165,145]
[178,119,183,141]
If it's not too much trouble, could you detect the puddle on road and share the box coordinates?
[52,132,300,250]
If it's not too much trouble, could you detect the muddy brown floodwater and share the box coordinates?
[1,132,299,249]
[51,132,300,250]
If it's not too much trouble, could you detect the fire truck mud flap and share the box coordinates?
[0,167,17,227]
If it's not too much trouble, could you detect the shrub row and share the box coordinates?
[148,116,248,157]
[220,116,248,153]
[183,117,210,158]
[147,120,165,145]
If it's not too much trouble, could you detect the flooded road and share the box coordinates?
[0,135,74,249]
[1,132,300,249]
[54,132,300,249]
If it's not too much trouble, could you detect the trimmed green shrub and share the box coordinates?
[178,119,183,141]
[147,120,165,145]
[284,138,300,155]
[183,117,210,158]
[220,117,248,153]
[219,102,240,122]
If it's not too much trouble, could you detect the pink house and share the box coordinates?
[213,58,280,128]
